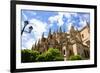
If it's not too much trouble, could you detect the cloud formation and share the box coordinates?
[22,18,47,49]
[21,10,90,49]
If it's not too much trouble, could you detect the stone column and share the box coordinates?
[72,43,78,55]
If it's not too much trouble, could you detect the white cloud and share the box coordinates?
[57,13,64,26]
[48,12,78,28]
[65,13,89,31]
[48,12,79,34]
[29,19,47,39]
[48,12,64,27]
[63,13,78,22]
[25,39,35,49]
[48,15,57,23]
[67,22,73,31]
[21,12,89,49]
[64,13,71,19]
[22,18,47,49]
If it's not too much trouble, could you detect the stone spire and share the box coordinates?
[34,41,37,49]
[31,44,34,50]
[48,28,52,38]
[86,21,90,33]
[70,25,75,35]
[37,39,40,49]
[56,28,59,33]
[42,32,44,38]
[63,27,66,33]
[70,25,75,32]
[76,27,82,42]
[70,25,77,40]
[59,26,62,33]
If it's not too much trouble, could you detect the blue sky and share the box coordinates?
[21,10,90,49]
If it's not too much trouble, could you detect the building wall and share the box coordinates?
[72,44,78,55]
[32,24,90,60]
[72,26,90,59]
[80,26,90,46]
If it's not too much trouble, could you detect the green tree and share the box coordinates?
[21,48,64,62]
[37,48,64,62]
[47,48,63,61]
[21,49,39,62]
[45,51,54,61]
[31,50,39,62]
[36,53,46,62]
[68,55,82,60]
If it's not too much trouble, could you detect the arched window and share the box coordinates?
[82,34,84,38]
[64,50,66,55]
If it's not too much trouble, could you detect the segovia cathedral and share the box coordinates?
[32,22,90,60]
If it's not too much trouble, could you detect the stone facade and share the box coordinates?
[32,22,90,60]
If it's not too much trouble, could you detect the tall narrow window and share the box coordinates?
[82,34,84,38]
[64,50,66,55]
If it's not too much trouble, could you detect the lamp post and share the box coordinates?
[28,26,33,33]
[21,20,33,35]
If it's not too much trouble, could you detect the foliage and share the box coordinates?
[21,48,64,62]
[21,49,39,62]
[54,56,64,61]
[48,48,61,57]
[47,48,63,61]
[36,53,46,62]
[68,55,82,60]
[31,50,40,62]
[45,51,54,61]
[36,48,64,62]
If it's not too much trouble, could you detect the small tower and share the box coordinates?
[63,27,66,33]
[59,26,62,33]
[76,28,82,42]
[35,42,37,48]
[49,28,51,35]
[37,39,40,50]
[31,44,34,50]
[56,28,58,33]
[86,21,90,33]
[70,25,76,37]
[70,25,75,33]
[48,28,52,39]
[42,32,44,38]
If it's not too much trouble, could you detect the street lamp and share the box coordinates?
[29,26,33,33]
[21,20,33,35]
